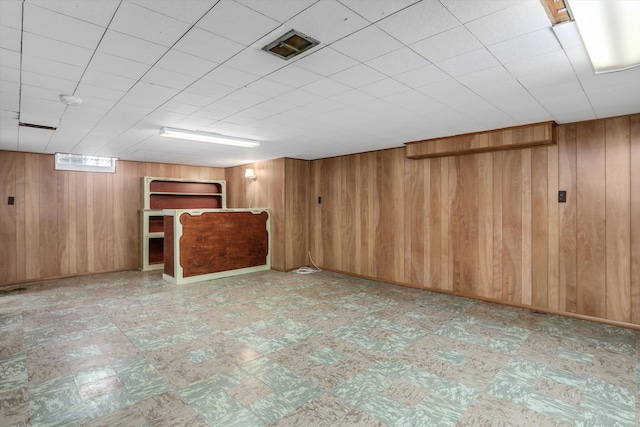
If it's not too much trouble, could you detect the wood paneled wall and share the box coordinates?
[225,158,309,271]
[310,114,640,327]
[0,151,224,286]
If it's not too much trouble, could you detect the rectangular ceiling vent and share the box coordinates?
[261,30,320,60]
[19,122,57,131]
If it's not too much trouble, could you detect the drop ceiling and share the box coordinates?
[0,0,639,168]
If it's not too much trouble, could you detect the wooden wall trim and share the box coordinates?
[405,121,556,159]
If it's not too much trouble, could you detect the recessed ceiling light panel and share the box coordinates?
[261,29,320,60]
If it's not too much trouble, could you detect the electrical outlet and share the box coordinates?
[318,196,322,204]
[558,191,566,203]
[8,196,14,205]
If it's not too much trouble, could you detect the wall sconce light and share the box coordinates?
[245,168,257,181]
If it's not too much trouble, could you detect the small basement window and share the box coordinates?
[261,30,320,60]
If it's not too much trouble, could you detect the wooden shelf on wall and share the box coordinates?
[405,121,557,159]
[140,176,226,271]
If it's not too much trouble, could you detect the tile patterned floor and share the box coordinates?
[0,270,638,426]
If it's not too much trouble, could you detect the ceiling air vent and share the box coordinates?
[19,122,57,131]
[261,30,319,60]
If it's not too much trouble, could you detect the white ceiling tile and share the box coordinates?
[337,0,420,22]
[329,89,377,106]
[564,45,595,78]
[253,98,295,114]
[21,84,69,103]
[21,70,77,93]
[295,47,359,77]
[141,67,199,90]
[366,47,430,76]
[22,55,85,83]
[22,32,94,67]
[0,91,19,112]
[274,89,322,106]
[457,66,514,89]
[552,21,583,50]
[394,64,450,88]
[29,0,119,27]
[236,0,315,22]
[410,26,482,63]
[20,96,66,124]
[109,2,191,47]
[0,65,20,83]
[506,50,576,89]
[330,64,386,88]
[286,0,369,44]
[245,79,293,98]
[185,79,236,100]
[466,1,550,46]
[359,78,407,98]
[210,89,267,111]
[489,28,561,64]
[77,75,131,100]
[225,48,285,76]
[203,65,259,88]
[305,98,346,113]
[98,30,167,65]
[128,82,181,100]
[0,1,22,29]
[439,0,522,23]
[128,0,219,25]
[1,78,19,94]
[18,126,53,152]
[156,50,219,78]
[174,27,245,63]
[88,52,150,80]
[418,78,477,106]
[448,95,514,125]
[161,101,201,115]
[23,3,105,49]
[266,65,323,88]
[436,48,501,77]
[301,78,351,98]
[0,25,21,51]
[196,0,280,45]
[375,1,459,45]
[110,102,155,116]
[119,92,168,109]
[331,25,404,62]
[0,47,20,69]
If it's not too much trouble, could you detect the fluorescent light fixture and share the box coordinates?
[55,152,117,173]
[567,0,640,73]
[159,127,260,148]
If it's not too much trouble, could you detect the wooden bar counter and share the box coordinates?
[163,209,270,284]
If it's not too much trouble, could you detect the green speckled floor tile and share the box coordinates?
[2,269,638,426]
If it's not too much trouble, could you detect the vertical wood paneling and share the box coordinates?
[547,145,560,310]
[630,114,640,324]
[477,152,493,298]
[558,125,577,312]
[502,150,522,303]
[15,154,26,280]
[405,155,425,286]
[1,153,226,286]
[25,153,40,280]
[576,120,606,318]
[605,117,631,322]
[428,158,442,288]
[521,149,532,306]
[39,155,59,278]
[531,147,549,308]
[0,152,17,284]
[57,170,70,276]
[284,158,309,271]
[492,151,503,300]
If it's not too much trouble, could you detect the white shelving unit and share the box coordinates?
[140,176,226,271]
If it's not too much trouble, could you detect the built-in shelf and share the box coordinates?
[140,176,227,271]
